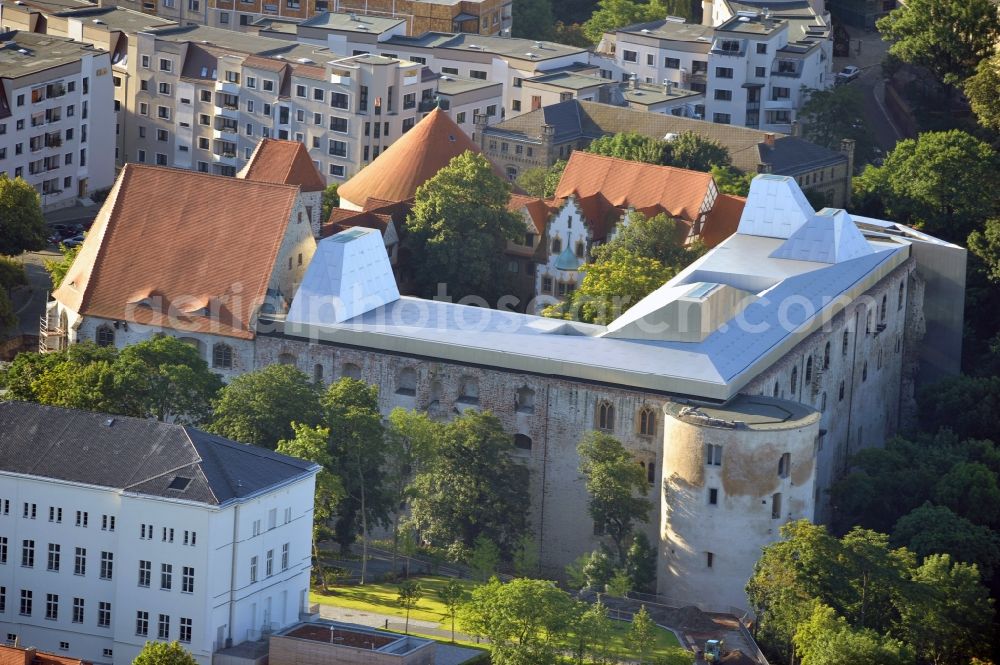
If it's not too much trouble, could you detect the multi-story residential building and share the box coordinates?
[601,3,832,133]
[0,30,114,208]
[0,401,320,665]
[482,99,856,207]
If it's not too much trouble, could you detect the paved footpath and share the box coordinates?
[317,604,485,664]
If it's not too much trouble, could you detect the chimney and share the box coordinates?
[840,138,856,201]
[756,162,772,174]
[764,132,775,147]
[663,79,673,95]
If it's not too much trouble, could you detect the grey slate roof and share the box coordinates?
[761,136,844,175]
[0,401,318,506]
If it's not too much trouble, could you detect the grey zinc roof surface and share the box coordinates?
[761,136,844,174]
[54,6,176,33]
[300,11,405,32]
[619,19,715,42]
[0,31,103,79]
[0,402,318,506]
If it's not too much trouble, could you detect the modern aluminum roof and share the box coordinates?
[284,175,913,402]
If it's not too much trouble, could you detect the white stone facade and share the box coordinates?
[0,469,315,665]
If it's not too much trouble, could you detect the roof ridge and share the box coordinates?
[129,163,302,192]
[78,164,131,315]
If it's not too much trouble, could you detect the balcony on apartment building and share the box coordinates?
[212,138,238,165]
[212,118,239,140]
[215,93,240,119]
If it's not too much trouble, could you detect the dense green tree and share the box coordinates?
[408,410,530,556]
[515,166,550,198]
[512,534,540,577]
[4,336,221,423]
[512,0,554,40]
[543,159,568,198]
[792,603,913,665]
[384,408,439,566]
[569,600,614,664]
[397,580,424,634]
[968,218,1000,284]
[664,131,731,171]
[917,374,1000,442]
[133,641,199,665]
[933,462,1000,528]
[592,211,704,268]
[276,423,345,591]
[469,535,501,581]
[896,554,994,665]
[323,378,391,583]
[321,182,339,221]
[459,577,576,665]
[877,0,1000,85]
[578,431,652,564]
[892,503,1000,582]
[404,151,525,303]
[0,256,27,332]
[964,54,1000,132]
[114,335,223,423]
[587,131,668,164]
[851,130,999,243]
[582,549,617,590]
[43,243,81,290]
[553,21,591,47]
[0,175,47,256]
[582,0,688,44]
[624,531,657,593]
[799,86,875,167]
[711,165,755,197]
[209,365,322,448]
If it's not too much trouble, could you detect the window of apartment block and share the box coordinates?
[100,552,113,580]
[20,590,32,615]
[139,102,148,116]
[98,602,111,627]
[220,11,229,23]
[141,55,150,68]
[159,58,172,73]
[158,614,169,639]
[179,618,192,643]
[182,567,194,593]
[772,86,790,100]
[664,57,680,69]
[329,164,345,178]
[716,67,733,79]
[330,93,348,110]
[263,79,274,92]
[755,66,767,77]
[771,492,782,519]
[329,117,347,133]
[136,611,149,636]
[295,84,307,98]
[714,89,732,101]
[47,544,59,571]
[250,556,258,582]
[22,540,34,567]
[157,106,170,120]
[73,598,84,623]
[328,140,347,158]
[712,113,731,124]
[138,560,151,587]
[708,488,719,505]
[200,90,212,102]
[622,50,637,63]
[442,67,458,75]
[161,564,172,590]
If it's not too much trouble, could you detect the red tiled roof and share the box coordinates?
[508,194,555,234]
[53,165,302,340]
[700,193,746,248]
[554,152,715,240]
[321,198,411,238]
[0,644,89,665]
[337,108,503,206]
[238,138,327,192]
[243,55,290,73]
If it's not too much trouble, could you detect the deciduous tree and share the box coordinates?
[627,605,656,664]
[892,503,1000,582]
[209,365,322,449]
[438,578,466,642]
[512,0,554,40]
[321,183,339,221]
[792,603,913,665]
[577,432,652,564]
[964,54,1000,131]
[625,531,657,592]
[799,86,875,167]
[664,131,731,171]
[0,257,27,332]
[0,175,47,256]
[132,641,199,665]
[409,410,530,557]
[404,151,525,304]
[397,580,424,634]
[587,132,668,164]
[43,243,80,290]
[877,0,1000,85]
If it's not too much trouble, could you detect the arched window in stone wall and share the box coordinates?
[842,330,849,355]
[596,400,615,432]
[824,341,831,369]
[880,294,887,323]
[458,376,479,404]
[313,364,324,384]
[429,380,444,406]
[212,343,233,369]
[898,281,905,310]
[637,406,656,437]
[805,356,813,383]
[396,367,417,396]
[96,325,115,347]
[514,434,532,450]
[862,362,868,382]
[278,353,297,366]
[342,362,361,379]
[790,366,798,394]
[516,386,535,413]
[773,381,780,398]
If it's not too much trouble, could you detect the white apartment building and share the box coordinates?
[603,4,831,132]
[0,30,114,208]
[0,401,320,665]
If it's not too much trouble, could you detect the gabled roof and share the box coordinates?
[337,108,502,206]
[238,138,327,192]
[700,193,746,248]
[53,165,302,339]
[0,402,319,506]
[508,194,555,234]
[554,151,714,226]
[321,197,410,238]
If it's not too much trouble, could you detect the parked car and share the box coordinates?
[62,235,86,248]
[836,65,861,84]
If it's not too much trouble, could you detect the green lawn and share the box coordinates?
[311,576,691,664]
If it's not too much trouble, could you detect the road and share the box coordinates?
[832,29,903,153]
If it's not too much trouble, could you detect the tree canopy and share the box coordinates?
[587,132,668,165]
[132,641,199,665]
[409,410,530,557]
[512,0,554,40]
[577,431,652,564]
[43,243,81,290]
[852,130,1000,243]
[586,131,731,172]
[0,174,47,256]
[799,86,875,168]
[582,0,689,44]
[964,54,1000,132]
[321,183,340,221]
[877,0,1000,85]
[404,151,526,304]
[209,364,322,449]
[1,336,222,423]
[0,257,27,333]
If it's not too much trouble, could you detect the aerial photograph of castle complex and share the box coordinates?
[0,0,998,663]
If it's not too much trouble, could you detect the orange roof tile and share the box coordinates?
[54,165,302,340]
[0,644,89,665]
[700,193,746,248]
[554,152,715,230]
[243,55,291,73]
[238,138,327,192]
[337,107,503,206]
[508,194,553,234]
